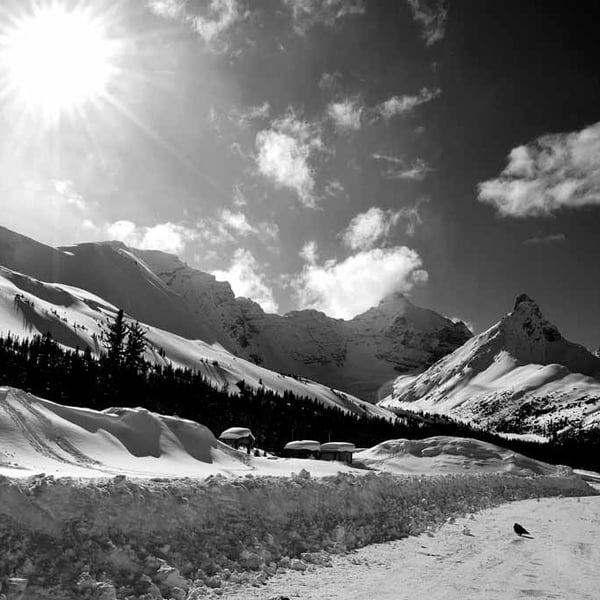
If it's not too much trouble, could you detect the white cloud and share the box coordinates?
[372,153,433,181]
[146,0,186,20]
[194,0,241,46]
[406,0,448,46]
[327,98,363,132]
[219,209,256,235]
[478,121,600,217]
[213,249,278,312]
[523,233,566,245]
[106,221,197,254]
[195,210,279,247]
[256,111,324,207]
[341,203,425,249]
[324,179,345,197]
[377,87,441,120]
[283,0,366,34]
[147,0,243,51]
[342,207,402,251]
[319,71,342,94]
[293,246,427,319]
[229,102,271,128]
[299,240,319,265]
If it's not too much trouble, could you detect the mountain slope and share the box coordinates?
[0,265,393,419]
[0,226,471,401]
[133,248,472,401]
[380,294,600,435]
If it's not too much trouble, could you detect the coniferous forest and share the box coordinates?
[1,314,600,470]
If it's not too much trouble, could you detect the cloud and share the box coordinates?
[299,240,319,265]
[372,153,433,181]
[319,71,342,94]
[327,98,363,132]
[478,121,600,217]
[342,207,402,250]
[229,102,271,128]
[523,233,566,245]
[324,179,345,197]
[283,0,366,34]
[377,87,441,120]
[256,111,324,207]
[293,246,427,319]
[147,0,243,51]
[213,248,278,312]
[342,203,425,250]
[406,0,448,46]
[106,221,198,254]
[196,210,279,246]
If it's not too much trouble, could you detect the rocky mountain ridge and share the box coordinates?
[380,294,600,435]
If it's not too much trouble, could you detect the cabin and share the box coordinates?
[219,427,255,453]
[319,442,355,465]
[283,440,321,459]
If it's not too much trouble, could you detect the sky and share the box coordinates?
[0,0,599,350]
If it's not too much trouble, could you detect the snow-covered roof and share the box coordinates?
[284,440,321,451]
[320,442,355,453]
[219,427,255,440]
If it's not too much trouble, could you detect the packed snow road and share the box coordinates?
[225,495,600,600]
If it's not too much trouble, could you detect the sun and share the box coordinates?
[0,2,118,124]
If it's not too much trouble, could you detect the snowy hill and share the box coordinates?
[354,435,569,476]
[0,266,392,419]
[380,294,600,435]
[0,226,471,401]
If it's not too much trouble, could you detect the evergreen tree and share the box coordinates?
[124,321,147,373]
[101,309,127,367]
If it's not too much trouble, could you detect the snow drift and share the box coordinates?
[381,294,600,434]
[355,435,569,476]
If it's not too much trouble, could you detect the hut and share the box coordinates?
[219,427,255,453]
[319,442,355,465]
[283,440,321,459]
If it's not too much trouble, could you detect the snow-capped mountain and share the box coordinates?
[380,294,600,435]
[0,226,471,401]
[0,265,393,419]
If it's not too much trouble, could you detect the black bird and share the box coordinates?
[513,522,530,536]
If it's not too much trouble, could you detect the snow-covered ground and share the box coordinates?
[0,387,571,480]
[224,494,600,600]
[0,387,360,479]
[0,388,596,599]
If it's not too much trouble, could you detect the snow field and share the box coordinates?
[0,471,594,599]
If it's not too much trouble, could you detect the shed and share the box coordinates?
[283,440,321,459]
[219,427,255,452]
[319,442,355,464]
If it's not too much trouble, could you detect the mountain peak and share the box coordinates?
[513,293,537,310]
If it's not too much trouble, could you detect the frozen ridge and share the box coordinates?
[380,294,600,435]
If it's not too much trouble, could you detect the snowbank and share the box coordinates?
[355,436,569,476]
[0,470,593,598]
